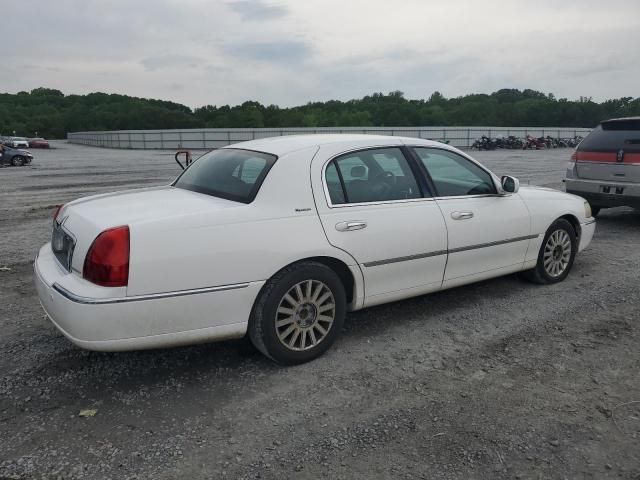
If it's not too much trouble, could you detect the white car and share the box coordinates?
[34,135,596,364]
[9,137,29,148]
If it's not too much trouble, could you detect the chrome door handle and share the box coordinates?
[451,211,474,220]
[335,221,367,232]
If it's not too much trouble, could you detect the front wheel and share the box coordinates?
[520,218,577,284]
[11,156,24,166]
[248,262,347,365]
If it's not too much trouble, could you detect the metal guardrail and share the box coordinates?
[67,126,593,150]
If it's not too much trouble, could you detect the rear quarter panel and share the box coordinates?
[126,146,358,296]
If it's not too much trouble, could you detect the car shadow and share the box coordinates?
[29,272,527,390]
[593,206,640,226]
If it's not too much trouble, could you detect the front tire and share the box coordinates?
[11,156,24,166]
[248,261,347,365]
[520,219,577,284]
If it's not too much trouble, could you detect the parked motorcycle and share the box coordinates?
[471,135,496,150]
[523,135,546,150]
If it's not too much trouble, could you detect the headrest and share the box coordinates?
[351,165,366,178]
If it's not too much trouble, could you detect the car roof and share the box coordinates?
[223,134,447,156]
[602,116,640,123]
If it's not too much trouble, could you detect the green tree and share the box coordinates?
[1,87,639,138]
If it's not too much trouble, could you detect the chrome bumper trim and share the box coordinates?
[52,282,250,305]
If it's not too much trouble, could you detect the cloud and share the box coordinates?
[554,57,628,77]
[223,40,310,63]
[227,0,288,20]
[141,54,204,71]
[0,0,638,108]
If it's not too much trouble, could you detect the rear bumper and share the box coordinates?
[566,178,640,208]
[34,243,263,351]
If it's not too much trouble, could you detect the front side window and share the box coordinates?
[326,147,422,205]
[174,148,276,203]
[414,148,496,197]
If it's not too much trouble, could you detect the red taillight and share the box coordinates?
[83,226,130,287]
[53,204,64,221]
[570,151,577,161]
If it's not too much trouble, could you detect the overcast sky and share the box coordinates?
[2,0,639,107]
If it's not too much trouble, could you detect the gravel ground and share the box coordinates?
[0,141,638,480]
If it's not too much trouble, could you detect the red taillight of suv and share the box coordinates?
[83,226,130,287]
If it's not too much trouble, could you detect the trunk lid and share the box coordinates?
[55,185,242,274]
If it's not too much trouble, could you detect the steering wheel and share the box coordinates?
[371,171,396,199]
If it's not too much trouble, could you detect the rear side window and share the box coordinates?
[579,123,640,153]
[174,149,276,203]
[325,163,346,204]
[325,147,422,205]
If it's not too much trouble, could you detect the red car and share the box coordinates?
[28,138,50,148]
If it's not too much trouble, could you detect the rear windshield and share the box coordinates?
[174,148,277,203]
[578,123,640,153]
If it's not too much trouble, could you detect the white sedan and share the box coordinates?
[34,135,596,364]
[9,137,29,148]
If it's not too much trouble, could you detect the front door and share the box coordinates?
[412,147,531,287]
[312,145,448,306]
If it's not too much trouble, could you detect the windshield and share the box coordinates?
[174,148,277,203]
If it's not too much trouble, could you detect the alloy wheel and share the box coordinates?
[543,229,572,277]
[275,280,336,351]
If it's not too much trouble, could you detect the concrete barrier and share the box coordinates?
[67,126,592,150]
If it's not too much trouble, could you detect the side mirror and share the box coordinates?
[501,175,520,194]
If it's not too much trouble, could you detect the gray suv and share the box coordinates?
[565,117,640,216]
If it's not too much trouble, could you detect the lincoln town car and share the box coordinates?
[35,135,596,364]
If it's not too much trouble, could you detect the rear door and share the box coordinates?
[312,145,448,306]
[576,119,640,183]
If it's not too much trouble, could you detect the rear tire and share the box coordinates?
[520,218,577,284]
[11,156,24,167]
[248,261,347,365]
